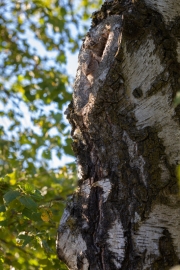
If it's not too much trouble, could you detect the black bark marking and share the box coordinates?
[132,88,143,98]
[152,229,179,270]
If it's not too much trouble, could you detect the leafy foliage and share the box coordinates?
[0,166,76,269]
[0,0,102,269]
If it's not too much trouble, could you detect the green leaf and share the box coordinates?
[22,208,41,222]
[24,183,34,193]
[3,190,21,204]
[0,220,7,226]
[42,239,53,254]
[56,53,66,64]
[19,196,37,209]
[17,234,34,247]
[0,205,6,212]
[64,138,74,156]
[42,149,51,160]
[31,190,43,201]
[0,258,3,270]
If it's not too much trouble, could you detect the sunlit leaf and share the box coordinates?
[41,211,50,222]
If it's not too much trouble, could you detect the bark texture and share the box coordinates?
[57,0,180,269]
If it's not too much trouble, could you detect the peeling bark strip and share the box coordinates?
[57,0,180,269]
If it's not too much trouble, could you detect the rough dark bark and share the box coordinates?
[57,0,180,269]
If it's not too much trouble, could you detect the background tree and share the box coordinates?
[0,0,102,269]
[57,0,180,269]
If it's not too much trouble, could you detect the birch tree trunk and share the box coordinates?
[57,0,180,269]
